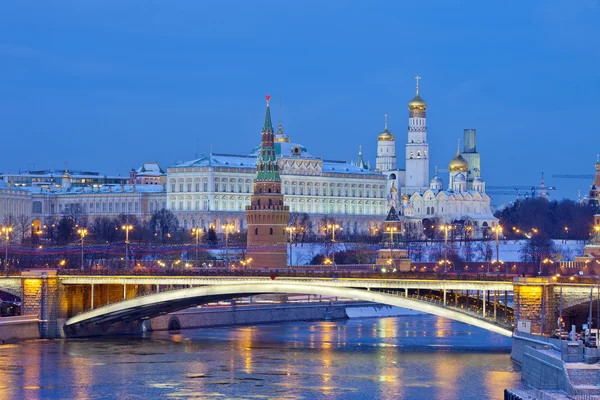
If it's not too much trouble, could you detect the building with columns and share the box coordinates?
[167,112,388,235]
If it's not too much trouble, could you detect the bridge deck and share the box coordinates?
[59,275,515,291]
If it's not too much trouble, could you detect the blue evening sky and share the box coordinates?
[0,1,598,204]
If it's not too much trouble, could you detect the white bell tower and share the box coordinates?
[404,76,429,195]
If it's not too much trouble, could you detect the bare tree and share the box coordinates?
[16,213,32,244]
[150,209,179,242]
[66,203,88,227]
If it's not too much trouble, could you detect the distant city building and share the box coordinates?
[129,162,166,185]
[0,168,129,189]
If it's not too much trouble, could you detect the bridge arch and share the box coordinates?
[65,283,513,337]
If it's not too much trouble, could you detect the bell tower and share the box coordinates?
[404,76,430,195]
[245,95,290,268]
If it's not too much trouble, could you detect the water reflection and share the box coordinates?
[0,315,520,400]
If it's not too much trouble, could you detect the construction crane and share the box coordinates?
[485,185,556,197]
[551,174,594,180]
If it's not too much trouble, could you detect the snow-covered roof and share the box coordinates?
[135,162,165,176]
[172,153,257,169]
[322,160,379,176]
[23,184,165,195]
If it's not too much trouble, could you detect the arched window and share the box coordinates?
[257,199,260,206]
[269,227,273,235]
[269,199,272,206]
[255,228,258,235]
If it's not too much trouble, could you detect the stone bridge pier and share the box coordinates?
[514,277,600,335]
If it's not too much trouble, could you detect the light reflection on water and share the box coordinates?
[0,315,520,399]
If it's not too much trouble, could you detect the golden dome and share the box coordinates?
[449,148,468,172]
[390,182,397,192]
[378,128,394,141]
[401,194,409,201]
[408,94,427,108]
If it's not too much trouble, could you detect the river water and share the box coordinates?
[0,315,520,399]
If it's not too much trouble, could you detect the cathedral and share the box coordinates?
[376,77,498,237]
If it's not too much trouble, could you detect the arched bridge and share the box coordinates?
[62,277,515,337]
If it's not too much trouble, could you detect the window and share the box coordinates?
[171,184,175,192]
[187,201,191,210]
[187,183,192,192]
[230,183,234,192]
[195,183,200,192]
[179,201,183,211]
[32,201,42,214]
[179,183,184,192]
[255,228,258,235]
[195,200,199,210]
[203,182,208,191]
[203,200,209,210]
[269,227,273,235]
[214,182,219,192]
[417,151,421,159]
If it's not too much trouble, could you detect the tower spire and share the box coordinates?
[263,94,273,132]
[384,113,388,130]
[415,75,421,95]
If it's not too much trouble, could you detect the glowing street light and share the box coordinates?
[122,224,134,268]
[222,222,235,267]
[191,228,203,263]
[385,226,399,268]
[325,224,342,267]
[1,226,13,271]
[492,225,503,263]
[439,224,453,273]
[77,228,88,271]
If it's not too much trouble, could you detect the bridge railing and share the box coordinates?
[373,289,514,330]
[52,268,517,282]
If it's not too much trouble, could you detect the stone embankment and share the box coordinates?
[509,332,600,398]
[0,315,40,343]
[149,301,352,331]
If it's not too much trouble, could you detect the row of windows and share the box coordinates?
[169,198,385,215]
[169,177,386,197]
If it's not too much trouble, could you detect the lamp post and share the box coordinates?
[492,225,503,263]
[77,228,88,271]
[191,228,202,264]
[122,224,133,268]
[440,224,452,273]
[222,222,234,268]
[1,226,13,271]
[326,224,341,268]
[285,226,296,266]
[385,226,398,267]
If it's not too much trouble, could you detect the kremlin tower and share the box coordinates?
[245,95,290,268]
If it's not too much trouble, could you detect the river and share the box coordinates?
[0,314,520,399]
